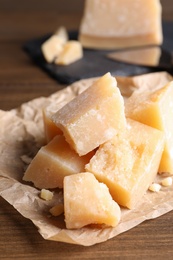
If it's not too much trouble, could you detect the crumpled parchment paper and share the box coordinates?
[0,71,173,246]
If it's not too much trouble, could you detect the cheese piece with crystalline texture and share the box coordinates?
[52,72,126,156]
[125,81,173,174]
[23,135,94,189]
[64,172,121,229]
[55,40,83,65]
[86,119,164,209]
[79,0,163,50]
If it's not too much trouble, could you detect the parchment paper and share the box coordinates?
[0,71,173,246]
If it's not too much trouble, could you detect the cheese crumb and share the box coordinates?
[40,189,54,201]
[161,177,172,187]
[49,204,64,216]
[148,183,161,192]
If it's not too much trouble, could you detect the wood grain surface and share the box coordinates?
[0,1,173,259]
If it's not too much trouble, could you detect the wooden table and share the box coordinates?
[0,1,173,259]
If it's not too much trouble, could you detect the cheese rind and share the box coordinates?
[64,172,121,229]
[23,135,93,189]
[86,119,164,209]
[79,0,163,49]
[125,81,173,174]
[52,73,126,156]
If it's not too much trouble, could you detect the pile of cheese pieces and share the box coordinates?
[23,72,173,229]
[41,26,83,65]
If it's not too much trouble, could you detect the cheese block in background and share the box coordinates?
[64,172,121,229]
[86,119,164,209]
[52,73,126,156]
[23,135,94,189]
[79,0,163,50]
[125,81,173,175]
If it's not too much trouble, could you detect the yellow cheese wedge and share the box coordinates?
[125,81,173,174]
[52,72,126,156]
[23,135,94,189]
[55,40,83,65]
[86,119,164,209]
[79,0,163,49]
[41,35,65,63]
[64,172,121,229]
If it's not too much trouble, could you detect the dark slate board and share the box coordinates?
[23,21,173,85]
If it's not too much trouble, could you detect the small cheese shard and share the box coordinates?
[41,35,65,63]
[125,81,173,174]
[49,204,64,216]
[40,189,54,201]
[55,40,83,65]
[148,183,161,192]
[52,72,126,156]
[79,0,163,50]
[86,119,164,209]
[23,135,94,189]
[42,109,62,143]
[161,177,172,187]
[64,172,121,229]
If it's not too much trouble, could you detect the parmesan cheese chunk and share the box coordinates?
[49,204,64,216]
[125,81,173,174]
[52,72,126,156]
[23,135,94,189]
[41,35,65,63]
[40,189,54,201]
[64,172,121,229]
[79,0,163,49]
[148,183,161,192]
[55,40,83,65]
[161,177,172,187]
[86,119,164,209]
